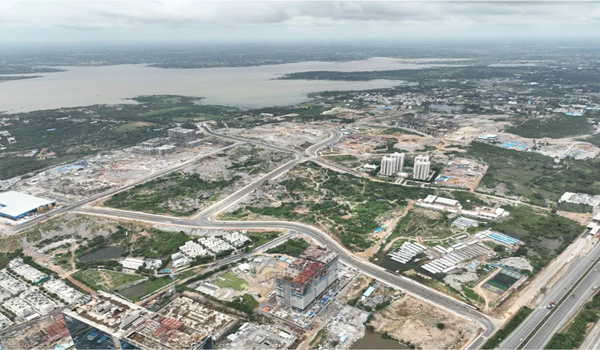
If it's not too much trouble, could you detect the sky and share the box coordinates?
[2,1,600,43]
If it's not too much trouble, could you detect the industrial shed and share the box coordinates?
[0,191,56,221]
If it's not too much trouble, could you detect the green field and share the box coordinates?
[467,142,600,206]
[72,269,145,292]
[505,116,594,139]
[118,277,174,301]
[216,271,248,290]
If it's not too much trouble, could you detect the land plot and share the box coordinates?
[105,144,289,216]
[505,115,595,139]
[224,162,429,251]
[466,141,600,205]
[369,295,480,350]
[72,269,145,292]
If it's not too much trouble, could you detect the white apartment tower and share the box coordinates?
[379,152,404,176]
[413,155,431,180]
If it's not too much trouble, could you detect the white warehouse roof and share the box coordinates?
[0,191,56,220]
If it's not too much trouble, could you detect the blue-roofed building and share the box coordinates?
[363,286,375,297]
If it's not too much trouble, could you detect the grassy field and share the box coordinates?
[216,271,248,291]
[485,205,584,272]
[72,269,145,292]
[118,277,174,301]
[390,208,455,241]
[467,142,600,206]
[505,116,594,139]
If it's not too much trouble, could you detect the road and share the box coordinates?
[581,317,600,349]
[7,144,240,235]
[499,238,600,349]
[16,126,499,347]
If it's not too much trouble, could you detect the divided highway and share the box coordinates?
[499,239,600,349]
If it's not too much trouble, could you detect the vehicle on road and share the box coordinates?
[547,301,556,309]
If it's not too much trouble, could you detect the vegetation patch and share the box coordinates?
[482,307,533,349]
[546,291,600,349]
[467,142,600,205]
[267,238,310,257]
[229,162,430,251]
[505,116,594,139]
[72,269,145,292]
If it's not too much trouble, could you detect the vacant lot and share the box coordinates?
[390,207,455,240]
[72,269,145,292]
[467,141,600,205]
[105,144,288,216]
[369,296,480,350]
[505,116,594,139]
[224,162,430,251]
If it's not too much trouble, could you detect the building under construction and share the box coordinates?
[168,127,203,148]
[274,245,339,312]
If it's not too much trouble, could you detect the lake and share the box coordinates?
[78,246,123,262]
[351,330,410,350]
[0,57,460,113]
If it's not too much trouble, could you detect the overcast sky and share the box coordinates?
[2,1,600,43]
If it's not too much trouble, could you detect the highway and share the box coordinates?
[581,317,600,349]
[499,238,600,349]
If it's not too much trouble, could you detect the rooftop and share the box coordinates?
[63,292,237,349]
[0,191,56,219]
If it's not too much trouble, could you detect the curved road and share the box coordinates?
[21,126,496,348]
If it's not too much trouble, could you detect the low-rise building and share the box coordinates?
[0,312,13,330]
[3,297,36,319]
[63,292,237,350]
[9,258,49,284]
[198,237,233,255]
[0,270,28,295]
[120,257,145,270]
[179,241,210,259]
[221,232,250,247]
[21,288,59,315]
[43,279,88,304]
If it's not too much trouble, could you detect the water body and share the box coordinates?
[78,246,123,262]
[0,57,461,113]
[351,330,410,349]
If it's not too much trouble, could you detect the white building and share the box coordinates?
[3,297,36,318]
[21,288,59,315]
[9,258,49,284]
[42,279,87,304]
[179,241,210,259]
[120,257,145,270]
[413,155,431,180]
[198,237,234,255]
[171,252,190,270]
[0,312,13,331]
[222,232,251,247]
[0,271,27,295]
[379,153,404,176]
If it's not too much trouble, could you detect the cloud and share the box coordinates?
[1,1,599,41]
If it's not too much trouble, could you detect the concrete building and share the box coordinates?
[221,232,250,248]
[0,191,56,221]
[21,288,59,315]
[198,237,233,255]
[179,241,210,259]
[379,153,404,176]
[43,279,88,304]
[413,155,431,180]
[0,312,13,331]
[274,246,339,312]
[0,270,27,295]
[9,258,49,284]
[63,292,236,350]
[224,322,296,350]
[3,297,36,319]
[120,257,145,271]
[168,127,198,147]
